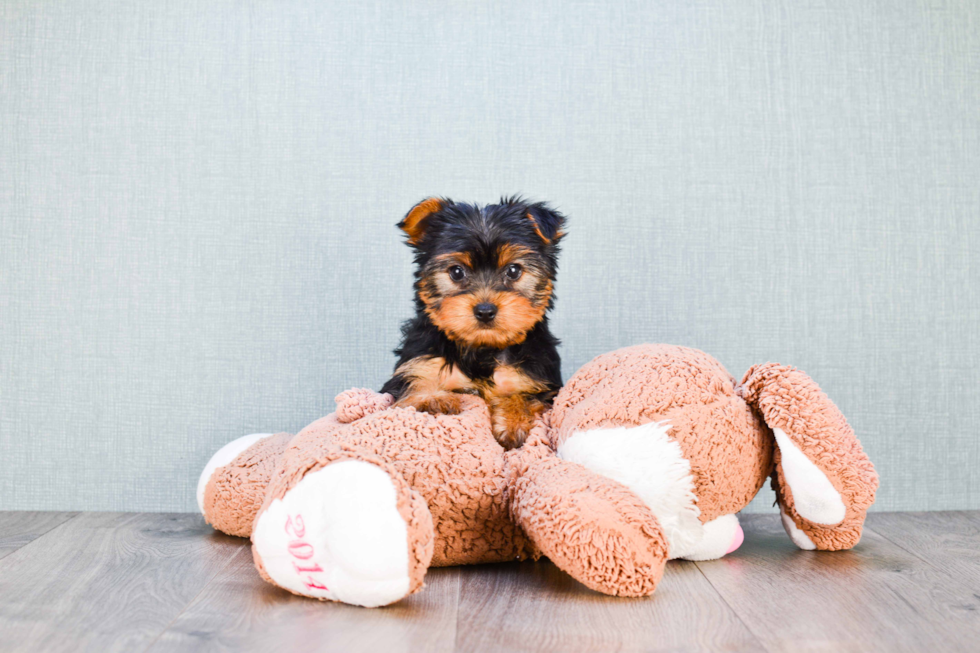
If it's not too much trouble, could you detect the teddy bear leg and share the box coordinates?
[251,456,434,608]
[555,420,707,560]
[507,438,670,597]
[198,432,294,537]
[557,419,744,562]
[739,363,879,551]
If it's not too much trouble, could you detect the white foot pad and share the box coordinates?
[773,428,847,525]
[781,508,817,550]
[681,514,742,561]
[252,460,411,608]
[197,433,274,514]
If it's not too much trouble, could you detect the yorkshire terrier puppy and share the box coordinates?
[381,197,565,449]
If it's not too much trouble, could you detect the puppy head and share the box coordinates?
[398,196,565,349]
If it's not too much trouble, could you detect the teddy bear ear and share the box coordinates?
[397,197,447,246]
[526,203,566,245]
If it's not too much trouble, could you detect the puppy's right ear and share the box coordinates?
[398,197,447,246]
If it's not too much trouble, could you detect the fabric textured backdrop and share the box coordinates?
[1,0,978,513]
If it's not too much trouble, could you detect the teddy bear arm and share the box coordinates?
[506,442,669,597]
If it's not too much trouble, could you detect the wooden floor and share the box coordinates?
[0,512,978,652]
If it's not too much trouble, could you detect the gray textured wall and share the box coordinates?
[2,0,978,513]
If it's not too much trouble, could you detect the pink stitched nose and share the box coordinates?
[726,522,744,554]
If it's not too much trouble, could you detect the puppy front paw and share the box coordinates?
[490,394,545,450]
[396,391,462,416]
[493,422,531,450]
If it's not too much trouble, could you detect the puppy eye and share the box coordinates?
[505,263,523,280]
[448,265,467,282]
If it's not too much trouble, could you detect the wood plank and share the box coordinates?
[148,548,460,653]
[455,558,763,653]
[695,513,980,653]
[867,511,980,587]
[0,512,78,560]
[0,512,245,653]
[3,511,978,652]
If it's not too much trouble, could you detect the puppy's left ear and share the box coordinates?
[398,197,447,246]
[526,203,566,245]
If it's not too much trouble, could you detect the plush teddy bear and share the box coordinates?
[198,344,878,607]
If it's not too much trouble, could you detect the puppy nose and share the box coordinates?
[473,302,497,323]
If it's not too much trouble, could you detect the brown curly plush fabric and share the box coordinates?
[506,420,669,597]
[239,388,672,598]
[264,392,534,567]
[549,344,773,523]
[203,432,293,537]
[739,363,879,550]
[202,344,878,603]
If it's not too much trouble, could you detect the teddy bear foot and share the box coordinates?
[772,428,847,526]
[780,507,817,550]
[679,514,744,561]
[198,432,295,537]
[739,362,879,552]
[251,459,433,608]
[197,433,275,516]
[776,499,868,552]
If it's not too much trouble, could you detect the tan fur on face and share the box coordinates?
[496,243,534,268]
[418,244,554,349]
[425,285,552,349]
[418,253,472,308]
